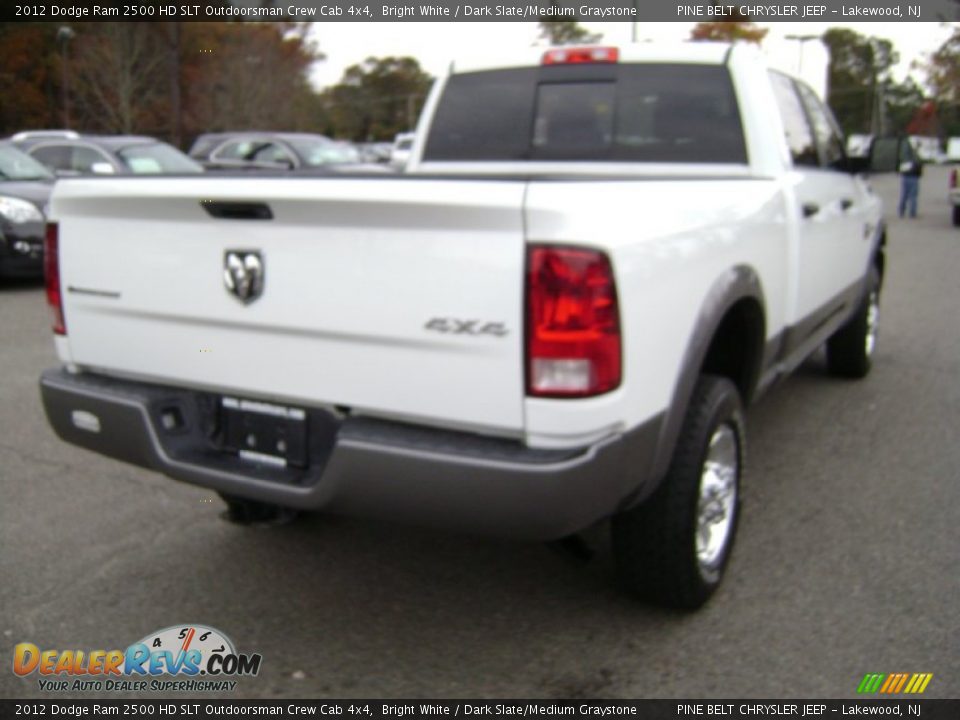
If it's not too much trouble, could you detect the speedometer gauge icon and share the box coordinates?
[135,624,236,669]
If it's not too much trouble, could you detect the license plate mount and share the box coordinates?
[220,396,308,468]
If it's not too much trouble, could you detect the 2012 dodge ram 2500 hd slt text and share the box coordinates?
[40,43,885,609]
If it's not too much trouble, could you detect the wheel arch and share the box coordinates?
[623,265,766,509]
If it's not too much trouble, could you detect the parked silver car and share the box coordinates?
[12,131,203,176]
[188,132,377,172]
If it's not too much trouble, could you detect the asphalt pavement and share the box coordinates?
[1,168,958,700]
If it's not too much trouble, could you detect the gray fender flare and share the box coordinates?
[622,265,765,509]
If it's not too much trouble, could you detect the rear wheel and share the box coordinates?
[218,493,298,526]
[826,268,880,379]
[612,375,744,610]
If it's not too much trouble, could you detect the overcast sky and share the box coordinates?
[306,21,956,90]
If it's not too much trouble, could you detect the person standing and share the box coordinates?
[898,142,923,219]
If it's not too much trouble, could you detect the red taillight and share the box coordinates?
[526,246,621,398]
[951,169,957,189]
[44,222,65,335]
[542,46,619,66]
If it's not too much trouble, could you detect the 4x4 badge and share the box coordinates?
[224,251,264,304]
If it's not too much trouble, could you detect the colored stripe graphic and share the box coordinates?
[857,673,933,694]
[893,674,909,693]
[904,674,934,694]
[879,674,897,693]
[857,674,885,694]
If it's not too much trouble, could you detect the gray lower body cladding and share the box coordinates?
[39,368,661,540]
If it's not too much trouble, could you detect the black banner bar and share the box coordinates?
[1,700,959,720]
[3,0,959,22]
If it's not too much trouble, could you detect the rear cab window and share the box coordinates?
[423,63,747,164]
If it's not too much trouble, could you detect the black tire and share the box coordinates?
[826,267,880,379]
[218,493,298,526]
[612,375,744,610]
[952,205,960,227]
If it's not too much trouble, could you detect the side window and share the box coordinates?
[215,140,294,165]
[257,143,295,165]
[795,82,846,169]
[213,140,243,160]
[70,145,112,173]
[769,72,818,168]
[29,145,72,172]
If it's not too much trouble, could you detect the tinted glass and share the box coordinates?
[425,68,537,160]
[533,82,615,157]
[27,145,72,174]
[0,143,53,179]
[286,138,359,166]
[424,64,746,163]
[216,140,294,165]
[795,82,845,168]
[769,73,818,168]
[70,145,113,173]
[117,143,204,174]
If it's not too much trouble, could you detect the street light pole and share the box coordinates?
[784,33,820,80]
[57,26,75,129]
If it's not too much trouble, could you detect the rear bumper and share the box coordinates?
[40,369,660,539]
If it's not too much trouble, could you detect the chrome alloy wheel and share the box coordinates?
[865,290,880,358]
[695,424,739,572]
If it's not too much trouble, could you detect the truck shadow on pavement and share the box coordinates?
[111,351,859,697]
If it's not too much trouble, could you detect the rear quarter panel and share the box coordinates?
[523,177,790,447]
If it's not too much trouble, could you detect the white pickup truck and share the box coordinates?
[40,43,885,609]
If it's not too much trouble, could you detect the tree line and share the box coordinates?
[0,22,432,147]
[2,21,958,150]
[691,21,960,138]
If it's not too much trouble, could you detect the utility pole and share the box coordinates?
[868,39,880,136]
[57,26,75,128]
[784,33,820,83]
[406,93,416,131]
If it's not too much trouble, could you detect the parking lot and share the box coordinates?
[1,168,958,700]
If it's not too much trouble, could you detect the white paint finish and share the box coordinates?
[522,178,791,443]
[789,168,878,321]
[53,335,72,364]
[51,47,886,453]
[727,44,794,178]
[413,162,753,178]
[55,177,528,433]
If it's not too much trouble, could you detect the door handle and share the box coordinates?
[840,198,854,211]
[802,202,820,218]
[201,201,273,220]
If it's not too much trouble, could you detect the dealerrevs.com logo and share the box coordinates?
[12,624,261,693]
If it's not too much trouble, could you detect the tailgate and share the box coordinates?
[52,176,527,434]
